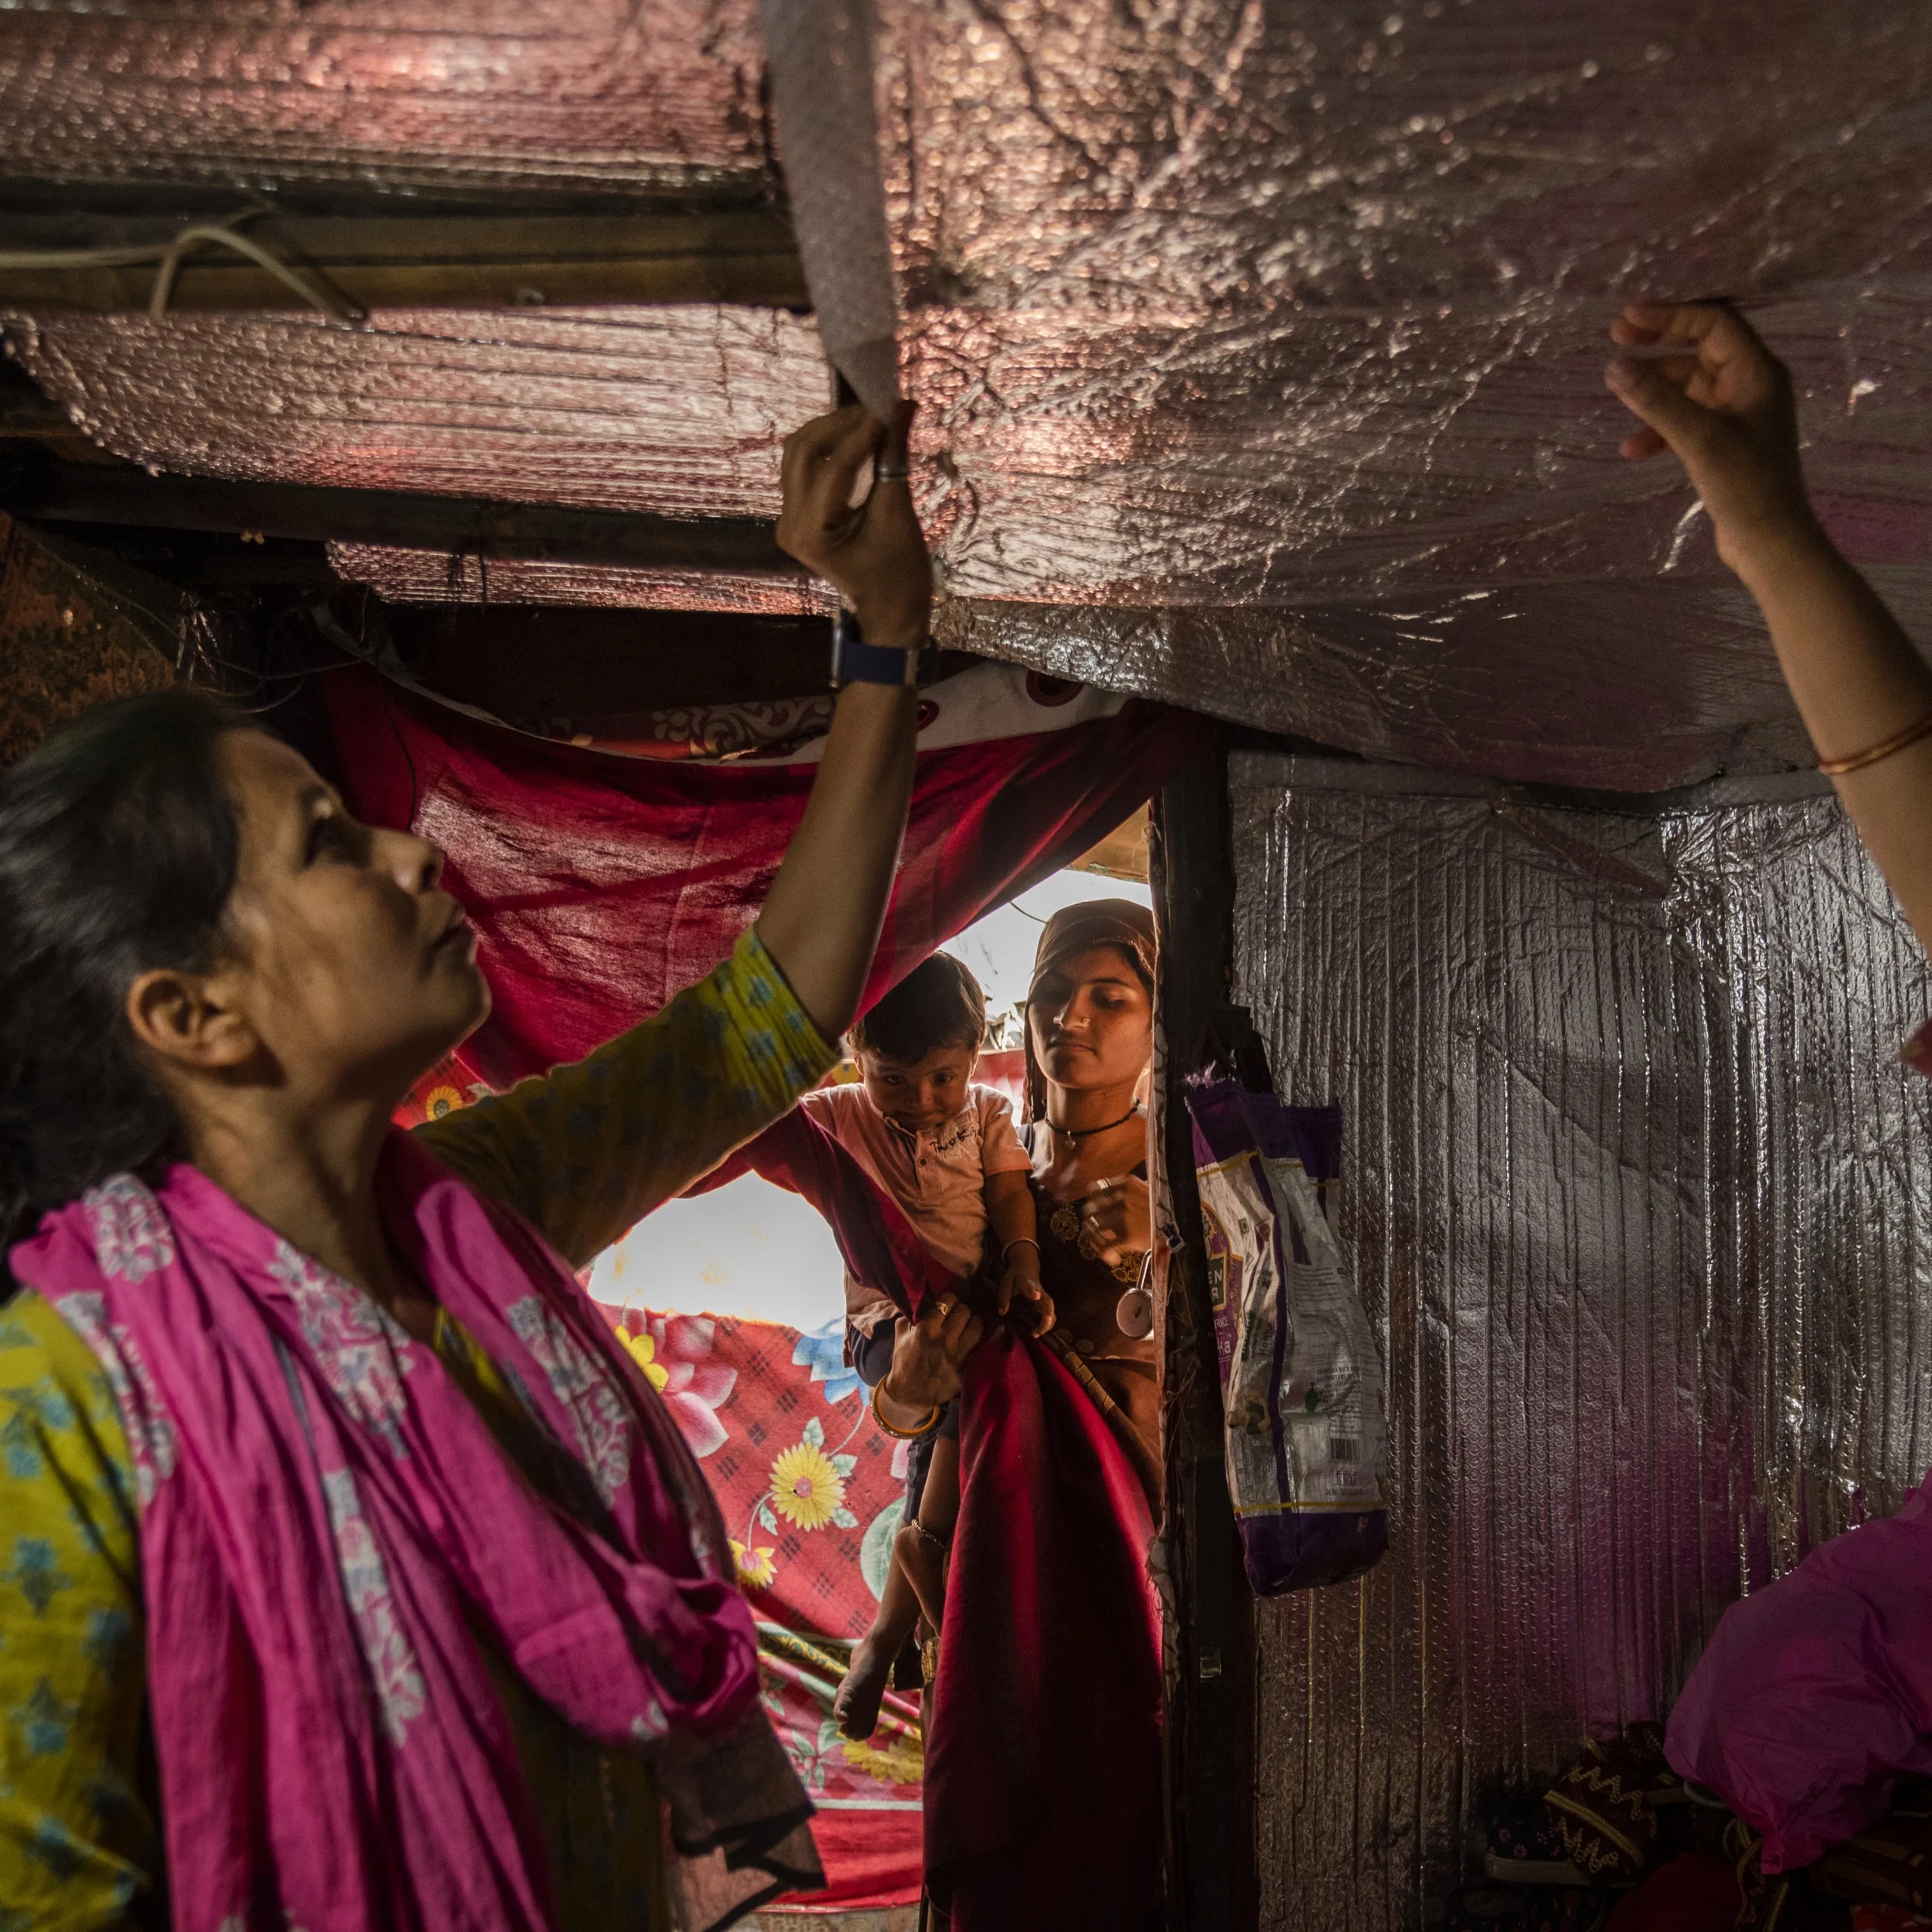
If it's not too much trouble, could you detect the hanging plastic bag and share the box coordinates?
[1186,1075,1388,1594]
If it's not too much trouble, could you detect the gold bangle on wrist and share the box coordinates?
[870,1379,943,1441]
[1002,1236,1041,1261]
[1817,709,1932,777]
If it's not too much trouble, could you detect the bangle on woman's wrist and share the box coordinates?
[1002,1236,1041,1261]
[871,1378,943,1440]
[1817,707,1932,777]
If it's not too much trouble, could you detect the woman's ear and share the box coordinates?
[125,966,259,1073]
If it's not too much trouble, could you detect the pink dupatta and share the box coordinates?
[8,1131,820,1932]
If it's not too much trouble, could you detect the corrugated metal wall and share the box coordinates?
[1227,752,1932,1927]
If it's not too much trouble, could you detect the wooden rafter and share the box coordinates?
[0,209,808,315]
[2,457,805,577]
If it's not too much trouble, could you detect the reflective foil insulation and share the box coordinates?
[3,308,831,519]
[0,2,768,196]
[327,546,835,617]
[1229,752,1932,1925]
[8,2,1932,785]
[760,0,901,419]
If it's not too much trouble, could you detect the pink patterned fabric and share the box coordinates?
[7,1134,820,1932]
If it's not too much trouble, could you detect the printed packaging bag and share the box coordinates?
[1186,1076,1388,1594]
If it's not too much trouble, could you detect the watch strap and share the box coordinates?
[831,610,940,690]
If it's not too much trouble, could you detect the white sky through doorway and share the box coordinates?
[586,867,1152,1331]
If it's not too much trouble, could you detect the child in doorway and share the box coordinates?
[799,952,1051,1740]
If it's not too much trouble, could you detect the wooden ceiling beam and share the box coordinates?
[2,456,805,577]
[0,209,808,314]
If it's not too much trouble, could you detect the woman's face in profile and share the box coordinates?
[208,729,491,1099]
[1027,943,1153,1094]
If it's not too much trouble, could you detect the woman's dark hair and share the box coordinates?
[0,688,243,1247]
[850,951,988,1063]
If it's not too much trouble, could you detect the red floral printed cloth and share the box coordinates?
[599,1302,924,1910]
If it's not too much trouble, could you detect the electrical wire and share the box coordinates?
[0,213,365,328]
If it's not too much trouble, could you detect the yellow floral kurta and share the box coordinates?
[0,927,837,1930]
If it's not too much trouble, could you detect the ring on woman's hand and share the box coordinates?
[874,463,909,481]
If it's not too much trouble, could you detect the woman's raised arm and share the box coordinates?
[1606,302,1932,951]
[415,401,934,1261]
[754,400,931,1038]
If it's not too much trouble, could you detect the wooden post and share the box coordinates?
[1150,731,1255,1932]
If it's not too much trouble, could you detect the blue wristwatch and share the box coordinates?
[830,609,940,691]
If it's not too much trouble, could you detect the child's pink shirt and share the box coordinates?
[798,1081,1033,1331]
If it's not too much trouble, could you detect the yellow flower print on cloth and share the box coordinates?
[730,1540,778,1591]
[833,1718,924,1786]
[424,1084,466,1121]
[761,1417,859,1534]
[620,1328,671,1393]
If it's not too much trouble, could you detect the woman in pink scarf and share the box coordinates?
[0,402,931,1931]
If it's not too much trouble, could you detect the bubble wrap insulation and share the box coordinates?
[8,1,1932,785]
[0,0,766,195]
[2,306,831,518]
[1227,752,1932,1927]
[758,0,900,420]
[326,544,835,617]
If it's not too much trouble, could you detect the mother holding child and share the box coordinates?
[814,900,1166,1932]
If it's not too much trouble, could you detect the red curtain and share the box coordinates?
[328,665,1205,1084]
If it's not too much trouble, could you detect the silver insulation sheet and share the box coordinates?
[327,545,835,617]
[759,0,900,420]
[4,307,829,518]
[1228,752,1932,1927]
[8,1,1932,784]
[0,1,766,196]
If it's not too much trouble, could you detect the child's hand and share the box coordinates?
[999,1257,1055,1335]
[1604,301,1817,575]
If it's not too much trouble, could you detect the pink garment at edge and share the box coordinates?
[8,1133,814,1931]
[799,1081,1031,1324]
[1666,1478,1932,1872]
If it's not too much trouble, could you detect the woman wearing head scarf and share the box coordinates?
[866,897,1164,1931]
[1013,899,1161,1486]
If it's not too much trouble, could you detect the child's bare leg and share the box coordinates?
[919,1434,959,1540]
[894,1436,958,1633]
[835,1546,921,1740]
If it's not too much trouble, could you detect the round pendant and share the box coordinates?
[1115,1284,1155,1340]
